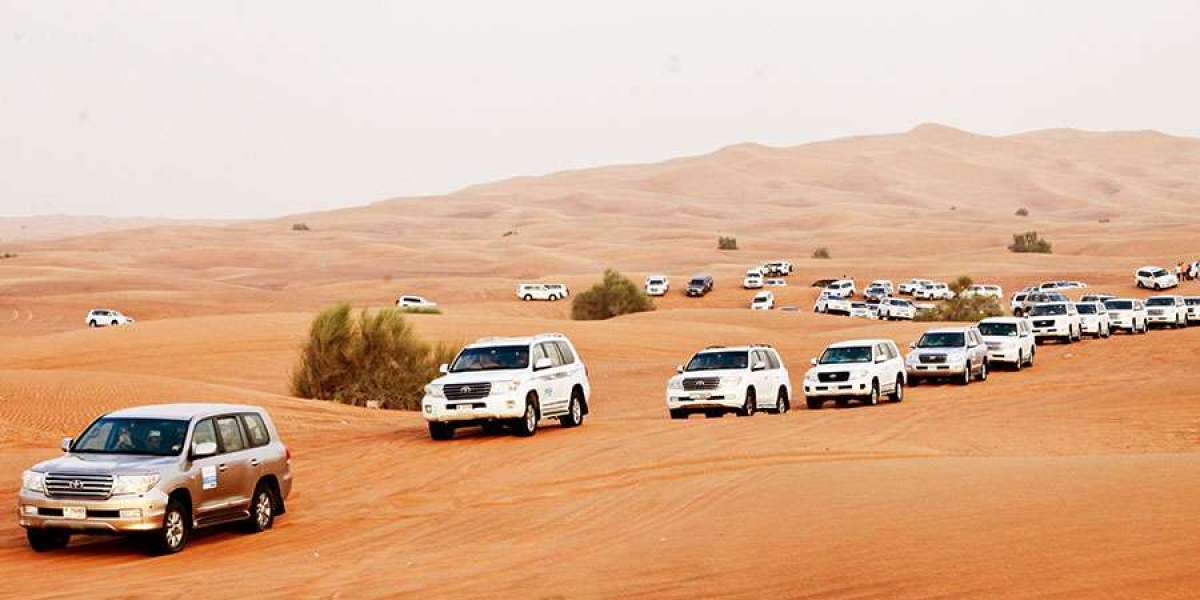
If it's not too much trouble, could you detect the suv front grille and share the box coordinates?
[1033,319,1054,327]
[682,377,720,391]
[45,472,113,499]
[444,383,492,401]
[817,372,849,383]
[919,354,947,364]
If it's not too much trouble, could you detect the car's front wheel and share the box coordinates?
[976,360,988,382]
[669,409,689,420]
[26,529,70,552]
[865,381,880,406]
[775,388,790,414]
[246,482,276,533]
[959,364,972,386]
[88,320,98,328]
[1015,351,1024,371]
[738,389,756,417]
[512,394,539,437]
[428,422,455,440]
[149,498,190,555]
[889,376,904,402]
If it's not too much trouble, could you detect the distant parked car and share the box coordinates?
[743,269,765,289]
[977,317,1036,370]
[814,291,851,316]
[898,278,933,295]
[905,327,989,385]
[914,281,954,301]
[1103,299,1148,334]
[962,284,1003,299]
[517,283,569,301]
[1014,291,1069,317]
[1185,297,1200,325]
[666,345,792,418]
[1144,295,1188,329]
[868,280,895,295]
[823,279,856,299]
[762,261,793,277]
[86,309,134,328]
[686,274,714,297]
[1080,293,1116,304]
[848,301,874,319]
[750,291,775,310]
[1027,302,1082,344]
[863,284,890,301]
[1074,302,1112,338]
[878,297,916,321]
[396,295,438,311]
[644,275,670,296]
[802,339,906,409]
[1135,266,1178,290]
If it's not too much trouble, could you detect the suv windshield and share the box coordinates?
[686,351,748,371]
[1029,304,1067,316]
[819,346,872,364]
[978,322,1018,337]
[1076,304,1097,314]
[1145,298,1175,306]
[689,279,706,287]
[73,417,189,456]
[1104,300,1133,311]
[917,332,966,348]
[1187,299,1200,306]
[450,345,529,372]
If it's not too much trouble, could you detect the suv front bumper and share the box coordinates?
[1146,312,1178,325]
[907,362,967,379]
[423,394,526,423]
[666,387,745,411]
[803,377,872,399]
[18,488,168,533]
[986,345,1022,364]
[1033,323,1071,338]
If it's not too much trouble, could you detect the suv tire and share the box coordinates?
[669,409,689,420]
[26,529,70,552]
[522,294,533,301]
[88,320,98,328]
[775,388,789,414]
[959,364,972,386]
[150,498,190,555]
[429,422,455,440]
[737,389,756,417]
[805,397,823,410]
[559,390,584,428]
[976,360,988,382]
[246,482,276,533]
[865,381,880,406]
[889,376,904,402]
[513,394,539,437]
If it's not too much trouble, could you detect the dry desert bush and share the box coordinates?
[571,269,655,321]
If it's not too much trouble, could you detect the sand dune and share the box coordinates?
[1,124,1198,598]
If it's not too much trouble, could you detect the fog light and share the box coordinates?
[506,400,515,408]
[423,405,432,414]
[119,509,142,519]
[22,505,37,516]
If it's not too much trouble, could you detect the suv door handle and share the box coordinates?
[217,464,229,472]
[249,458,261,467]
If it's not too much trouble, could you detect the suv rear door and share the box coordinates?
[190,417,250,519]
[212,414,255,515]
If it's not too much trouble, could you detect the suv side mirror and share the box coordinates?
[61,437,73,452]
[438,363,449,375]
[908,341,916,349]
[534,357,554,371]
[752,360,766,371]
[809,357,818,367]
[191,441,218,459]
[675,364,684,374]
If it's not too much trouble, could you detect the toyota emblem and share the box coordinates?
[70,479,84,490]
[461,386,472,394]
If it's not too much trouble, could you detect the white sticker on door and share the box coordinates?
[201,466,218,490]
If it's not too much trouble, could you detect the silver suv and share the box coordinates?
[18,403,292,554]
[905,327,990,385]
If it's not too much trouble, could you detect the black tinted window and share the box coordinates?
[216,416,246,453]
[240,414,270,447]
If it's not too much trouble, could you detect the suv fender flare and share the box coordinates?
[167,488,194,527]
[255,475,286,515]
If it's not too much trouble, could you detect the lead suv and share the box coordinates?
[19,403,292,554]
[802,339,905,409]
[666,345,792,419]
[905,327,989,385]
[422,333,590,439]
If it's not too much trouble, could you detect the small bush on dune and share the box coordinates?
[914,275,1005,322]
[292,223,311,231]
[291,303,455,410]
[1015,207,1029,217]
[0,252,16,259]
[717,236,738,250]
[571,269,655,321]
[812,247,831,259]
[1008,231,1052,254]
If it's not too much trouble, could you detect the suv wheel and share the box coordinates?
[247,483,276,533]
[865,381,880,406]
[150,498,190,555]
[522,294,533,301]
[889,376,904,402]
[738,389,756,417]
[513,394,539,437]
[669,409,688,420]
[88,320,98,328]
[111,320,119,326]
[26,529,71,552]
[805,397,823,410]
[428,422,455,440]
[976,360,988,382]
[559,390,584,428]
[1014,351,1024,371]
[775,388,789,414]
[959,363,972,386]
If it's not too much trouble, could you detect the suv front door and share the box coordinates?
[190,418,247,519]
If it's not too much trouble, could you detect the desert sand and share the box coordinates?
[0,124,1198,599]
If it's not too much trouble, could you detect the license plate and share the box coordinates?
[455,404,473,410]
[63,506,86,520]
[692,393,710,400]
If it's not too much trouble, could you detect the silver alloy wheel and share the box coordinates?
[895,378,903,401]
[570,397,581,423]
[525,403,537,432]
[255,491,272,528]
[164,510,184,549]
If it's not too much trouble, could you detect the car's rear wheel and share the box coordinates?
[246,482,276,533]
[88,320,98,328]
[976,360,988,382]
[959,364,972,386]
[111,320,119,326]
[522,294,533,301]
[775,388,789,414]
[150,498,190,555]
[512,395,539,437]
[559,390,584,428]
[26,529,70,552]
[890,376,904,402]
[806,397,823,410]
[738,389,756,417]
[428,422,455,441]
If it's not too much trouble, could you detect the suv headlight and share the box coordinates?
[668,378,683,390]
[719,375,743,388]
[491,380,522,395]
[804,370,819,382]
[112,474,160,496]
[849,369,869,380]
[424,384,445,398]
[21,470,45,494]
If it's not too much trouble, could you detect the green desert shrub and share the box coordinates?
[914,276,1005,322]
[571,269,655,321]
[717,236,738,250]
[1008,231,1052,253]
[291,303,456,410]
[292,223,311,231]
[1015,207,1029,217]
[812,247,831,259]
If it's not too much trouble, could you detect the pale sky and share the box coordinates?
[2,1,1198,219]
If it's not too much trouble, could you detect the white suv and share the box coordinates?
[914,281,954,300]
[1074,302,1112,338]
[421,333,590,439]
[1027,302,1082,343]
[517,283,569,301]
[1136,266,1178,290]
[645,275,670,296]
[905,327,989,385]
[396,295,438,311]
[878,297,916,320]
[1145,295,1188,329]
[666,345,792,418]
[1185,297,1200,325]
[898,279,933,295]
[802,339,905,409]
[743,269,765,289]
[962,284,1003,299]
[823,279,856,299]
[1103,299,1148,334]
[814,291,852,316]
[750,291,775,310]
[977,317,1036,370]
[86,309,134,328]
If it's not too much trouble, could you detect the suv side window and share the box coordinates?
[531,343,549,368]
[216,416,246,453]
[192,418,218,449]
[555,341,576,365]
[543,342,566,366]
[240,413,270,448]
[765,350,781,370]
